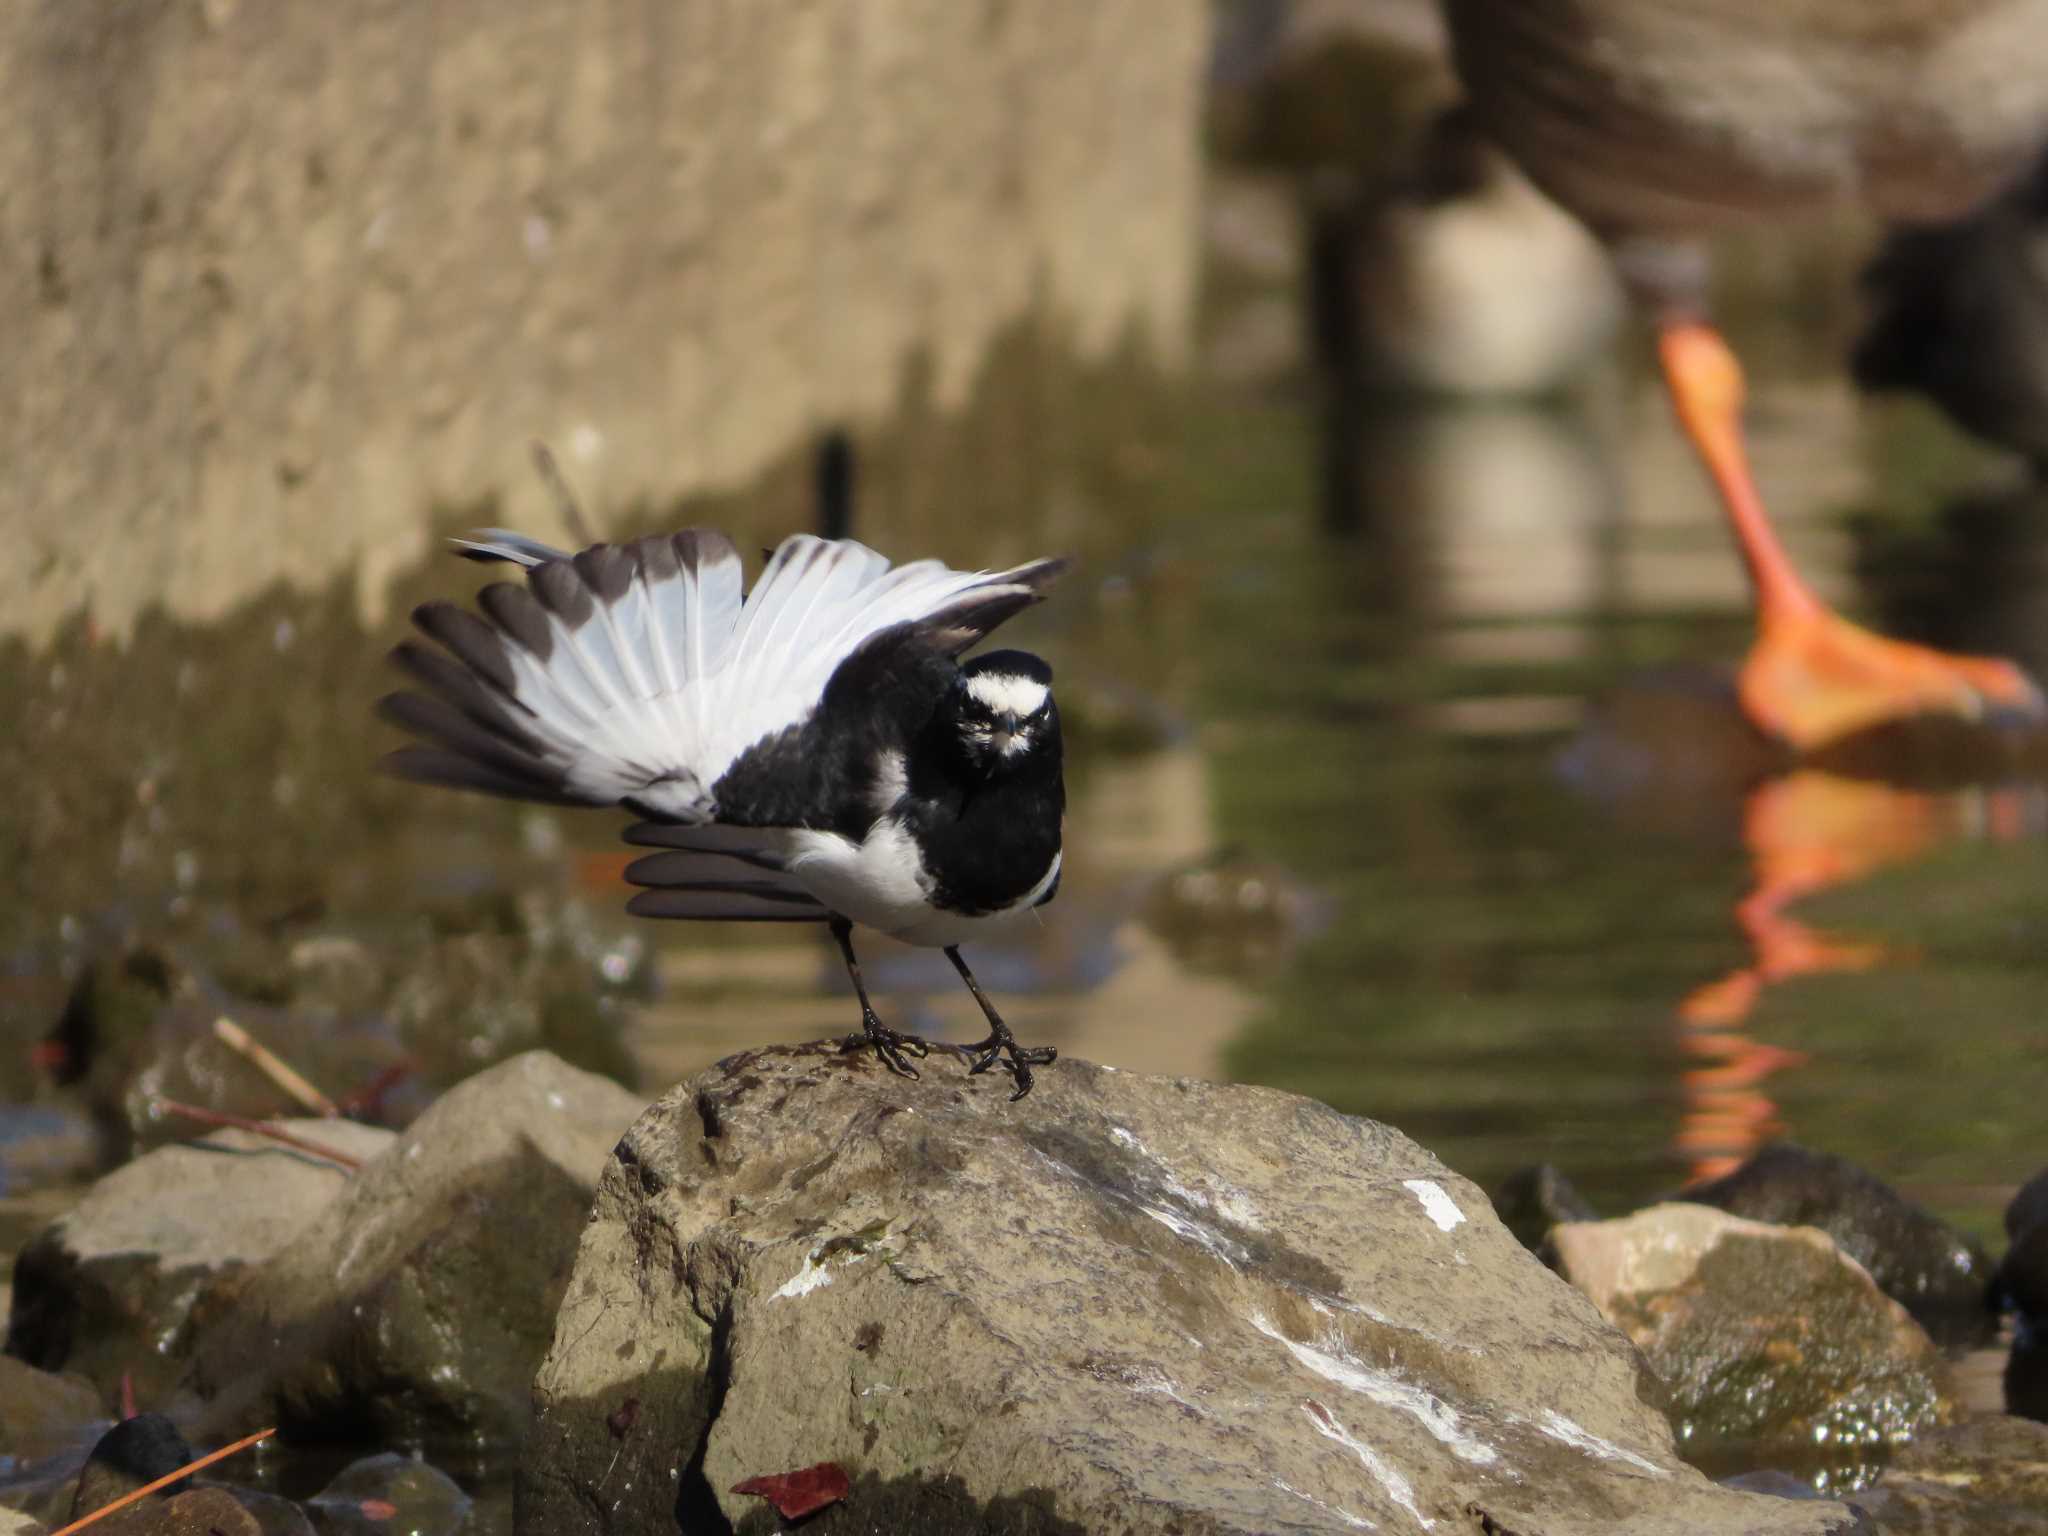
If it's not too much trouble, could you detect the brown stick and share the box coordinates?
[213,1016,339,1117]
[48,1426,276,1536]
[154,1100,362,1172]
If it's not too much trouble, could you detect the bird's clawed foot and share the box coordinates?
[956,1026,1058,1102]
[845,1010,931,1080]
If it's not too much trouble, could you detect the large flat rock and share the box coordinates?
[519,1043,1854,1534]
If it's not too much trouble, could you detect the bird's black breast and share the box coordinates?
[702,629,1064,917]
[906,777,1063,916]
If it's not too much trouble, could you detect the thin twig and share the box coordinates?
[531,440,596,546]
[154,1100,362,1172]
[213,1016,338,1117]
[48,1426,275,1536]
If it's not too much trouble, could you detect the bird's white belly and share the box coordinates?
[785,822,1060,948]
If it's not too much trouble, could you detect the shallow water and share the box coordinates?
[5,232,2047,1509]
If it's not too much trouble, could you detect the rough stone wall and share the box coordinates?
[2,0,1207,643]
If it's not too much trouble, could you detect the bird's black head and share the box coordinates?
[950,650,1059,775]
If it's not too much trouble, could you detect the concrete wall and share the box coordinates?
[2,0,1207,643]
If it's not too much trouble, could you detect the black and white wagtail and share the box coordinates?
[379,528,1068,1097]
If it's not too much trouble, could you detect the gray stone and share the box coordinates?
[1681,1143,1994,1343]
[183,1051,643,1448]
[1554,1204,1954,1463]
[518,1043,1854,1535]
[1845,1415,2048,1533]
[6,1118,392,1405]
[0,1509,41,1536]
[0,1355,102,1467]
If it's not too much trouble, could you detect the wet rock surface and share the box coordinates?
[6,1117,393,1406]
[1553,1204,1954,1467]
[182,1051,643,1449]
[1681,1143,1994,1344]
[307,1453,473,1536]
[38,900,646,1161]
[1845,1415,2048,1533]
[520,1043,1853,1535]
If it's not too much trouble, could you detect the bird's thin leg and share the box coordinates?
[944,946,1056,1102]
[831,917,928,1079]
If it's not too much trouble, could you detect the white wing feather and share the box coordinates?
[387,530,1061,827]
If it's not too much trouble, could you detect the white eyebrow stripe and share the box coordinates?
[966,673,1049,717]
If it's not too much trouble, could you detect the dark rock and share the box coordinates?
[1553,1204,1954,1469]
[69,1413,193,1517]
[225,1488,318,1536]
[6,1119,393,1405]
[1493,1162,1598,1257]
[2003,1169,2048,1422]
[518,1043,1855,1535]
[306,1453,471,1536]
[0,1356,103,1467]
[2010,1318,2048,1424]
[1845,1415,2048,1532]
[88,1488,261,1536]
[1680,1143,1994,1344]
[183,1051,643,1448]
[2001,1224,2048,1320]
[2008,1166,2048,1243]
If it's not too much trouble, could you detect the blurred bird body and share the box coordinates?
[1357,107,1624,396]
[381,528,1068,1094]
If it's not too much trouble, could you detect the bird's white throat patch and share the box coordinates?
[965,672,1049,718]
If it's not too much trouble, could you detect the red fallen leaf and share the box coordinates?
[28,1040,69,1073]
[730,1462,851,1520]
[358,1498,399,1520]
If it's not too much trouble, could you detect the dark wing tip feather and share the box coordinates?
[1001,555,1071,593]
[529,558,596,626]
[378,746,589,805]
[625,888,830,923]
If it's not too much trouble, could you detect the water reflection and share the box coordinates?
[1238,346,2048,1231]
[1676,770,2044,1182]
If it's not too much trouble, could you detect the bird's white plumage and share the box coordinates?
[964,672,1050,718]
[475,533,1050,822]
[785,824,1061,947]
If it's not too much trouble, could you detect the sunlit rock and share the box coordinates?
[1553,1204,1955,1469]
[1681,1143,1995,1346]
[519,1044,1856,1534]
